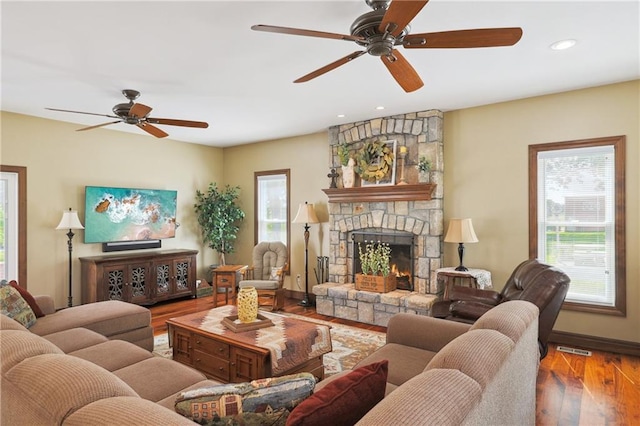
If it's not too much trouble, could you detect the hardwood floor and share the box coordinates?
[149,296,640,425]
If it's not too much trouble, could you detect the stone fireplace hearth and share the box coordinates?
[314,109,444,326]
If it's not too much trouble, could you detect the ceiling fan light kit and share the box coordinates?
[252,0,523,93]
[46,89,208,138]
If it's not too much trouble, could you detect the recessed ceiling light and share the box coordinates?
[550,39,576,51]
[375,106,385,110]
[337,114,345,118]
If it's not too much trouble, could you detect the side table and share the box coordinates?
[211,264,248,307]
[436,267,492,300]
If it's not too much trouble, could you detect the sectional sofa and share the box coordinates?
[2,290,539,425]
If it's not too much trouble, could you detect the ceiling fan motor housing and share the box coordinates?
[351,9,410,56]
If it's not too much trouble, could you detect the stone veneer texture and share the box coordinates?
[326,109,444,294]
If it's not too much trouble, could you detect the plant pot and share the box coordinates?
[355,274,397,293]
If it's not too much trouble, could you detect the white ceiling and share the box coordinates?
[2,1,638,147]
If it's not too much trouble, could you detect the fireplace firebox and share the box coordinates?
[351,231,415,291]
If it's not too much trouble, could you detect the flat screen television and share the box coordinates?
[84,185,177,244]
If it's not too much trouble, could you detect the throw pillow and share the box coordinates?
[285,360,388,426]
[8,280,45,317]
[175,372,316,426]
[0,285,37,328]
[270,267,284,281]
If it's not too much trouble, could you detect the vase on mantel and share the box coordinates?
[237,286,258,323]
[341,158,356,188]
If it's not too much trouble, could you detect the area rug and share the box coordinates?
[153,314,386,377]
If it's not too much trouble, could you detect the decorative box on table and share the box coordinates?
[355,273,397,293]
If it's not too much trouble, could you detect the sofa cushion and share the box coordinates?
[0,329,63,374]
[64,396,195,426]
[0,285,36,328]
[42,327,109,353]
[3,353,138,424]
[113,357,208,402]
[1,312,28,331]
[28,300,150,338]
[175,373,316,425]
[7,280,45,317]
[354,342,435,389]
[356,368,482,426]
[425,329,513,390]
[69,339,154,371]
[470,299,539,344]
[286,360,388,426]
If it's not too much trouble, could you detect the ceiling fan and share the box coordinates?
[46,89,209,138]
[252,0,523,93]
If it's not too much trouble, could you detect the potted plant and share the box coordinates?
[337,142,356,188]
[194,183,245,265]
[355,241,397,293]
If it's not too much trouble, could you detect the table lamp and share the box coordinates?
[444,218,478,271]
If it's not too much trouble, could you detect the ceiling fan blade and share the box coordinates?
[380,49,424,93]
[76,120,122,132]
[379,0,429,37]
[294,51,366,83]
[251,24,364,42]
[129,103,153,119]
[46,107,119,119]
[136,123,168,138]
[147,118,209,128]
[404,28,523,48]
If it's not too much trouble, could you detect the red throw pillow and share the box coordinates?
[286,360,388,426]
[9,280,45,318]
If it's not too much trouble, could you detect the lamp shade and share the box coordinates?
[56,208,84,230]
[444,218,478,243]
[292,202,319,224]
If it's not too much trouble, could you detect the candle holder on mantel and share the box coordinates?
[397,146,408,185]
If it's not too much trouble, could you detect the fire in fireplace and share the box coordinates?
[351,231,415,291]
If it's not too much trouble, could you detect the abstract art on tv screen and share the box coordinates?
[84,186,177,244]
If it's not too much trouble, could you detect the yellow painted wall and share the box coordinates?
[443,80,639,343]
[0,112,223,306]
[222,132,332,294]
[1,80,638,343]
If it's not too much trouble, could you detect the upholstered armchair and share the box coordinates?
[431,259,570,358]
[238,242,288,311]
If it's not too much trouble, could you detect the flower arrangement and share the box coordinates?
[358,240,392,277]
[417,156,431,174]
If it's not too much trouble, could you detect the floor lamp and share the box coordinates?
[293,201,319,307]
[444,218,478,272]
[56,208,84,307]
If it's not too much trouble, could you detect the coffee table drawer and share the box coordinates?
[194,335,230,358]
[194,349,230,381]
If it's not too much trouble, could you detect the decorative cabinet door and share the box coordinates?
[154,261,173,301]
[173,257,193,296]
[102,262,150,303]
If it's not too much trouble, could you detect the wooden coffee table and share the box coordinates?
[166,305,331,383]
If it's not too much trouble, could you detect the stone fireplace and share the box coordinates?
[313,109,444,326]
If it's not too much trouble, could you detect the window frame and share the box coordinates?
[254,169,290,267]
[528,135,626,316]
[0,165,27,288]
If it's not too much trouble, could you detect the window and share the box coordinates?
[529,136,625,315]
[0,165,27,287]
[255,170,290,250]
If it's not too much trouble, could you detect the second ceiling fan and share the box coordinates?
[252,0,523,93]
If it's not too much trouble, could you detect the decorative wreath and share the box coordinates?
[355,140,394,182]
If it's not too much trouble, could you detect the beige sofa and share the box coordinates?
[317,300,541,425]
[1,312,223,425]
[30,296,155,351]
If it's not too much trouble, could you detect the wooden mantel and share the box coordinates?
[322,183,436,203]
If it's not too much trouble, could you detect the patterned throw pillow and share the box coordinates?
[285,360,388,426]
[0,285,37,328]
[175,372,316,426]
[270,267,284,281]
[7,280,45,317]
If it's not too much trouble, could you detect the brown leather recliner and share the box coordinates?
[431,259,570,359]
